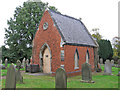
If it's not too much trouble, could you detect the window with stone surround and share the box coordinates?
[86,49,90,63]
[61,50,64,61]
[74,48,79,69]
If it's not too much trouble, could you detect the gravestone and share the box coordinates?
[55,68,67,88]
[16,60,21,69]
[0,60,2,64]
[100,58,103,64]
[5,58,8,68]
[26,59,29,65]
[81,63,94,83]
[104,60,112,75]
[22,58,26,68]
[96,63,102,72]
[118,59,120,68]
[5,64,16,89]
[16,60,23,83]
[0,64,5,69]
[111,60,114,67]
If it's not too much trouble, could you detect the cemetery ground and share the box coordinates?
[1,64,119,88]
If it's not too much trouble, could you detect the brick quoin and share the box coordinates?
[32,10,96,77]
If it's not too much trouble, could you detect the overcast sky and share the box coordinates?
[0,0,119,47]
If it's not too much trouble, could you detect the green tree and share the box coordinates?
[98,39,113,62]
[112,37,120,59]
[4,0,58,62]
[91,28,102,41]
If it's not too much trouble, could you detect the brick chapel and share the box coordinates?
[31,9,98,76]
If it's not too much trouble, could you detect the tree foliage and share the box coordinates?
[98,39,113,61]
[91,28,102,41]
[112,37,120,59]
[4,0,58,62]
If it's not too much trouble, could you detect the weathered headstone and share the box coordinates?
[111,60,114,67]
[81,63,94,83]
[16,60,21,69]
[0,64,6,69]
[104,60,112,75]
[16,60,23,83]
[26,59,29,65]
[100,58,103,64]
[5,58,8,68]
[22,58,26,68]
[55,68,67,88]
[96,63,102,72]
[118,59,120,68]
[5,64,16,89]
[0,60,2,64]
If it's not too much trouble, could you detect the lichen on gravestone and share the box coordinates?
[104,60,112,75]
[55,68,67,88]
[81,63,94,83]
[5,63,16,89]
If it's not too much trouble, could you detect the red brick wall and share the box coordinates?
[32,10,62,73]
[63,45,95,76]
[32,10,95,76]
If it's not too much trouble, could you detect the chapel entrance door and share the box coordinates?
[43,47,51,73]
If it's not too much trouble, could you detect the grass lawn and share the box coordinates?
[1,64,119,89]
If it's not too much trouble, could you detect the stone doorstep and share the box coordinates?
[80,80,95,83]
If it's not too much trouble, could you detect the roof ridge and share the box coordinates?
[49,9,81,22]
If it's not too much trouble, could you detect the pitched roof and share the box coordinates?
[48,10,97,47]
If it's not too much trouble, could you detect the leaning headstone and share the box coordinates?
[16,60,23,83]
[55,68,67,88]
[22,58,26,68]
[111,60,114,67]
[81,63,94,83]
[104,60,112,75]
[5,63,16,89]
[5,58,8,68]
[100,58,103,64]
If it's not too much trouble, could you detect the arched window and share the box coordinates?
[86,49,90,63]
[74,48,79,69]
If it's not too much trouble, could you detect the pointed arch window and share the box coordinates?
[74,48,79,69]
[86,49,90,63]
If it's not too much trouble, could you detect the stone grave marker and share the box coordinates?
[96,63,102,72]
[111,60,114,67]
[16,60,21,69]
[5,63,16,89]
[55,68,67,88]
[16,60,23,83]
[26,59,29,65]
[0,60,2,64]
[22,58,26,68]
[5,58,8,68]
[81,63,94,83]
[104,60,112,75]
[118,59,120,68]
[100,58,103,64]
[0,64,5,69]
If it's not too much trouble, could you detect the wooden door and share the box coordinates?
[43,47,51,73]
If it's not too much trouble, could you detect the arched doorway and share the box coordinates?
[40,43,52,73]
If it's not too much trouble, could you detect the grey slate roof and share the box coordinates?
[48,10,97,47]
